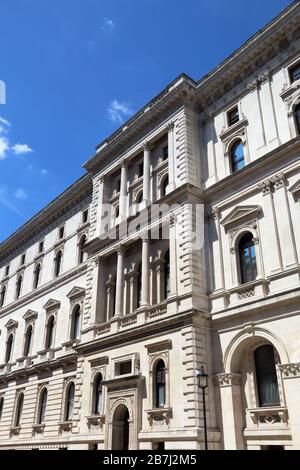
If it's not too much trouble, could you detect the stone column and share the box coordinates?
[166,121,176,194]
[279,363,300,449]
[95,175,105,237]
[169,214,178,296]
[143,142,151,206]
[105,276,115,320]
[215,373,245,450]
[115,246,125,317]
[141,235,150,307]
[156,261,165,303]
[119,160,128,221]
[129,272,137,314]
[90,257,106,325]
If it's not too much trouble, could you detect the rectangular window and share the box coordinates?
[39,241,44,253]
[21,253,26,265]
[82,209,88,224]
[116,179,121,193]
[59,226,65,239]
[138,163,143,177]
[227,106,239,127]
[115,360,132,376]
[290,63,300,83]
[162,146,168,160]
[5,265,9,277]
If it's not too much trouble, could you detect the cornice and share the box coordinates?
[0,174,92,263]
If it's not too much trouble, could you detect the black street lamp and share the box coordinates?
[197,366,209,450]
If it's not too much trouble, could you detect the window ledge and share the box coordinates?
[32,423,45,434]
[227,278,269,302]
[145,407,172,426]
[10,426,21,436]
[86,414,105,428]
[58,420,73,433]
[247,406,288,425]
[280,80,300,101]
[219,117,248,142]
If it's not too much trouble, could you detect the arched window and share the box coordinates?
[230,140,245,173]
[5,333,13,363]
[33,264,41,289]
[37,388,47,424]
[54,250,62,278]
[16,275,23,299]
[164,251,170,299]
[23,325,33,357]
[79,235,87,264]
[0,286,6,308]
[155,360,166,408]
[45,316,55,349]
[239,233,257,284]
[161,175,169,197]
[295,102,300,135]
[65,382,75,421]
[254,345,280,407]
[0,397,3,421]
[15,393,24,427]
[93,373,103,415]
[71,305,81,340]
[114,204,120,219]
[137,264,142,308]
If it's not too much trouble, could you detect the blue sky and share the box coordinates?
[0,0,293,241]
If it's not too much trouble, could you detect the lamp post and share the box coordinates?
[197,366,209,450]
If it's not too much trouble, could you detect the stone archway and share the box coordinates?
[111,404,130,450]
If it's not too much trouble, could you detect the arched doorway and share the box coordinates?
[112,404,130,450]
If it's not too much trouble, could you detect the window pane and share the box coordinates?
[295,103,300,134]
[231,142,245,173]
[290,63,300,83]
[255,345,280,407]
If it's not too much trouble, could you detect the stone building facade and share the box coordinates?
[0,1,300,450]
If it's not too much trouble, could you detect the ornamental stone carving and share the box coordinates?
[214,373,241,387]
[279,362,300,378]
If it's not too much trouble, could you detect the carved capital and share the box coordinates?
[271,173,287,190]
[214,372,241,387]
[279,362,300,378]
[142,141,150,151]
[258,71,270,85]
[247,79,259,92]
[258,179,273,196]
[211,207,221,220]
[166,121,175,133]
[116,244,125,256]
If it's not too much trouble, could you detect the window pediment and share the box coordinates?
[289,179,300,199]
[221,205,262,232]
[5,319,18,331]
[67,286,86,300]
[43,299,61,311]
[23,309,38,321]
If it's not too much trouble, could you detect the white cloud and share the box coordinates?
[108,99,133,124]
[0,136,9,160]
[102,17,115,30]
[11,143,33,155]
[15,188,28,200]
[0,116,11,128]
[40,169,48,176]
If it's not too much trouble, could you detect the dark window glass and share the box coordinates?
[34,264,41,289]
[39,241,44,253]
[59,226,64,239]
[164,251,170,299]
[23,325,33,357]
[5,265,9,276]
[162,146,168,160]
[21,254,26,265]
[231,141,245,173]
[239,233,257,284]
[15,394,24,427]
[45,316,55,349]
[82,210,88,224]
[155,442,165,450]
[138,163,143,177]
[0,397,3,421]
[38,389,47,424]
[5,334,13,363]
[65,383,75,421]
[137,264,142,308]
[71,306,81,340]
[255,345,280,407]
[0,286,6,308]
[290,63,300,83]
[54,251,62,277]
[94,374,103,415]
[295,103,300,135]
[115,205,120,219]
[136,191,143,204]
[161,176,169,197]
[228,106,239,126]
[16,276,23,299]
[116,179,121,193]
[155,360,166,408]
[79,235,87,264]
[119,361,132,376]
